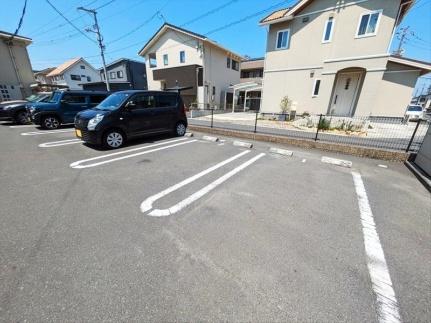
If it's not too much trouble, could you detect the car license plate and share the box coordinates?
[75,129,82,138]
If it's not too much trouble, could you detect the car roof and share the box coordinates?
[53,90,109,95]
[114,90,179,95]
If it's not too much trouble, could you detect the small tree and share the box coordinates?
[280,96,291,114]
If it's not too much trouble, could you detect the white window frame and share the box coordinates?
[180,50,185,63]
[275,28,290,50]
[322,18,335,43]
[355,10,383,39]
[312,79,321,97]
[163,54,168,66]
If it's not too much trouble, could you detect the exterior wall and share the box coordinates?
[144,29,204,91]
[102,63,128,83]
[35,74,52,84]
[0,39,35,100]
[51,61,100,90]
[261,0,412,116]
[203,43,240,108]
[361,62,420,116]
[128,60,147,89]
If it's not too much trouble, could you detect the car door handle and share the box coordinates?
[119,117,124,120]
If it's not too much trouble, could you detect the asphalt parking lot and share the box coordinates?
[0,122,430,322]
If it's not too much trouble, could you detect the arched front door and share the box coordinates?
[329,71,362,116]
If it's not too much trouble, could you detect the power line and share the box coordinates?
[8,0,28,42]
[180,0,239,27]
[44,0,97,44]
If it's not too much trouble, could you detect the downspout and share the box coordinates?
[5,40,25,98]
[387,0,413,53]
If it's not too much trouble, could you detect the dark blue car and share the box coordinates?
[28,90,109,129]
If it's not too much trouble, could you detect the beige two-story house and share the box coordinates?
[260,0,431,117]
[138,23,242,108]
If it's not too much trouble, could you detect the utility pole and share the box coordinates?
[394,26,411,57]
[77,6,110,91]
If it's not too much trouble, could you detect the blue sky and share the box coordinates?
[1,0,430,93]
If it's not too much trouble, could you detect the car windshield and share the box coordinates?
[25,94,40,102]
[47,91,63,103]
[95,92,131,111]
[408,106,422,112]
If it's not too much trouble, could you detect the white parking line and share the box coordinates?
[143,152,265,217]
[140,150,251,213]
[70,138,194,169]
[21,129,74,136]
[352,171,401,323]
[39,139,82,148]
[9,125,37,128]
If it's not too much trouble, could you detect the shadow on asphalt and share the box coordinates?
[83,133,177,151]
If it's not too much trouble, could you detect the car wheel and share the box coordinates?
[175,122,186,136]
[15,110,29,125]
[42,116,60,129]
[104,130,124,149]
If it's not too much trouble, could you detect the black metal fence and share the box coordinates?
[186,109,430,152]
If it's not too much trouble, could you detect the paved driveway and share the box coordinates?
[0,122,429,322]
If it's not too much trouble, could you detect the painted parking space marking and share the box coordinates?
[142,152,265,217]
[352,171,401,323]
[21,129,74,136]
[70,138,194,169]
[9,125,37,128]
[39,139,82,148]
[140,150,251,214]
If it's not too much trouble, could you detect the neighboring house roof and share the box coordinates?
[0,30,32,44]
[98,58,146,70]
[388,55,431,75]
[241,58,264,70]
[259,0,414,25]
[138,22,243,60]
[47,57,95,77]
[34,67,56,76]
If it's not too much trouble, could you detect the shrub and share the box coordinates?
[318,117,331,130]
[280,96,291,114]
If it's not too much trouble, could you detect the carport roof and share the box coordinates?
[388,55,431,75]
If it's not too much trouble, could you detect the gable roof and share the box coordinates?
[34,67,56,76]
[0,30,32,44]
[47,57,96,77]
[260,0,414,25]
[99,58,146,70]
[138,23,243,59]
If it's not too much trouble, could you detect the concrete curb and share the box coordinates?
[321,156,352,168]
[269,147,293,156]
[188,125,410,161]
[233,140,253,148]
[405,160,431,193]
[202,135,219,142]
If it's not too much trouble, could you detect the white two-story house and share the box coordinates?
[138,23,242,108]
[47,57,101,90]
[260,0,431,117]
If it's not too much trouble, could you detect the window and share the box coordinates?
[70,74,81,81]
[87,76,91,82]
[344,78,351,90]
[212,86,216,96]
[180,51,185,63]
[63,94,86,104]
[356,11,381,37]
[157,94,177,107]
[227,57,231,68]
[90,95,106,104]
[80,65,85,69]
[231,59,239,71]
[149,53,157,68]
[163,54,169,66]
[276,29,290,49]
[132,94,156,109]
[110,72,116,79]
[322,17,334,43]
[312,79,321,97]
[117,71,123,78]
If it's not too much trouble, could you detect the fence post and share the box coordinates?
[254,110,258,133]
[315,114,323,141]
[211,108,214,128]
[406,120,421,152]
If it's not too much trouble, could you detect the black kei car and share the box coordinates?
[0,92,51,124]
[74,90,188,149]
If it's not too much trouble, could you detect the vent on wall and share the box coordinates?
[302,16,309,23]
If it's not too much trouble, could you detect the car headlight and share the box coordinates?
[87,114,104,130]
